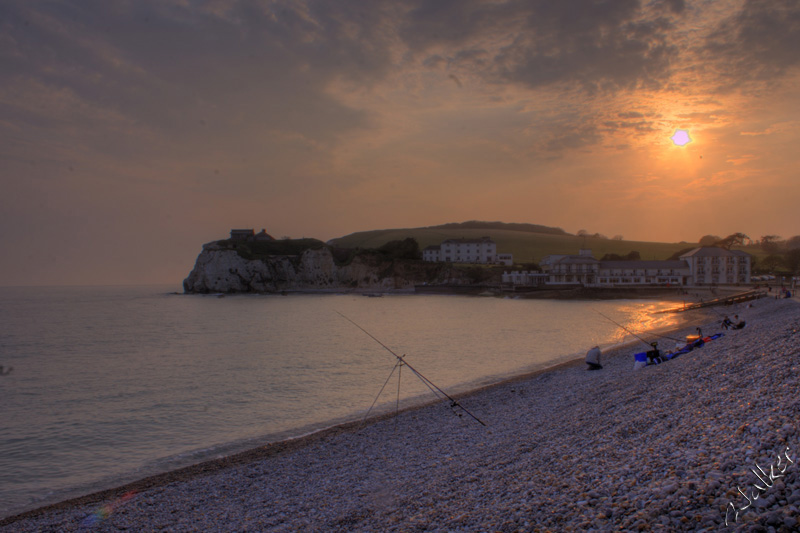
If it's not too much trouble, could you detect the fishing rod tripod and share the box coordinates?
[336,311,486,427]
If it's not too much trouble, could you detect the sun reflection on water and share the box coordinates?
[609,302,685,345]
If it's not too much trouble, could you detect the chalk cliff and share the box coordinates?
[183,241,458,293]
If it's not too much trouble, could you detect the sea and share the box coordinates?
[0,285,687,518]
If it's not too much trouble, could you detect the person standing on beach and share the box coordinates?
[585,346,602,370]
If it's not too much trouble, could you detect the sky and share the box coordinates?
[2,0,800,286]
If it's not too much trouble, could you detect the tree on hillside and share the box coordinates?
[760,254,784,273]
[378,238,421,260]
[601,251,641,261]
[612,235,624,240]
[785,249,800,274]
[715,232,750,250]
[699,235,721,245]
[429,221,568,236]
[668,247,695,260]
[759,235,782,253]
[786,235,800,250]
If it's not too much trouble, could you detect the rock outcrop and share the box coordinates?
[183,241,457,293]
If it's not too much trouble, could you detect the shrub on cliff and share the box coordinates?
[221,238,326,260]
[377,238,422,260]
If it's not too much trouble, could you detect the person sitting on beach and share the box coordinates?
[585,346,602,370]
[646,342,662,365]
[721,316,733,329]
[731,315,746,330]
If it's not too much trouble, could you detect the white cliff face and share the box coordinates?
[182,243,439,293]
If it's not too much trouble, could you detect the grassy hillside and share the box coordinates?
[329,227,696,265]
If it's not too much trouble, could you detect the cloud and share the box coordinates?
[1,0,800,285]
[0,0,395,152]
[447,73,463,88]
[401,0,682,94]
[725,154,757,165]
[705,0,800,83]
[656,0,686,15]
[740,121,798,136]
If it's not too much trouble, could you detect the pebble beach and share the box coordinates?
[2,296,798,532]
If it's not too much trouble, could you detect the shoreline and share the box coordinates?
[184,285,752,300]
[5,298,798,530]
[0,302,714,526]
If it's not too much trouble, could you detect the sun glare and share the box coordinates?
[671,129,692,146]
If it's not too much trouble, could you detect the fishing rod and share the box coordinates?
[363,358,403,423]
[336,310,487,427]
[593,309,662,348]
[596,309,697,345]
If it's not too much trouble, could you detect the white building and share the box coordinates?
[423,237,512,265]
[679,247,751,285]
[540,249,592,273]
[594,260,690,286]
[546,247,750,287]
[496,253,514,266]
[422,245,441,262]
[547,254,600,285]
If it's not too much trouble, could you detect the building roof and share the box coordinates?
[554,255,598,265]
[423,245,441,251]
[679,246,751,259]
[540,254,567,264]
[254,229,275,241]
[599,260,689,270]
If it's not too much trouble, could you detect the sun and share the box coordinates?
[670,129,692,146]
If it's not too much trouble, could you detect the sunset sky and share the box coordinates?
[2,0,799,286]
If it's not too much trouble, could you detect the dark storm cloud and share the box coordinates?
[402,0,678,93]
[706,0,800,82]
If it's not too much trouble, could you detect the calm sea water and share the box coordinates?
[0,285,685,518]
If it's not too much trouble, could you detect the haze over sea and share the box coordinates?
[0,285,687,518]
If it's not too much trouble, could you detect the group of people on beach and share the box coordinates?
[585,311,750,371]
[721,315,746,330]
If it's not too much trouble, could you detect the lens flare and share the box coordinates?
[80,491,136,528]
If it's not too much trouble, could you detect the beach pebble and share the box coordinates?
[3,297,800,532]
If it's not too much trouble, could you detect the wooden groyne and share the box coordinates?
[659,289,767,313]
